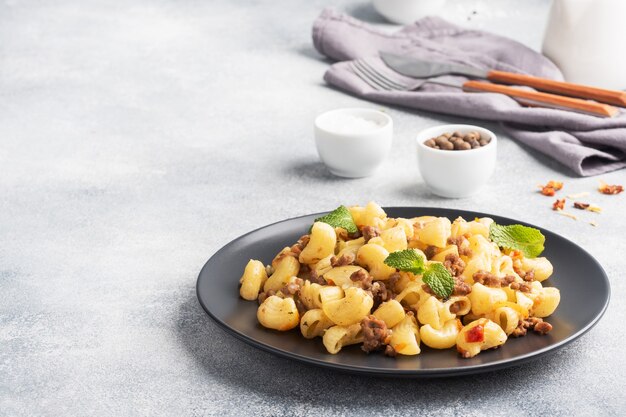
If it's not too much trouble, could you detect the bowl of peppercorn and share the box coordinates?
[416,124,497,198]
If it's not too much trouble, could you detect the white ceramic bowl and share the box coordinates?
[372,0,447,25]
[416,124,497,198]
[314,108,393,178]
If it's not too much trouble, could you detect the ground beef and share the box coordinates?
[330,253,355,267]
[510,325,527,338]
[337,228,361,241]
[444,253,465,277]
[501,275,516,285]
[276,279,308,314]
[447,236,473,257]
[361,226,380,243]
[307,269,327,285]
[257,289,276,304]
[460,247,472,257]
[511,317,551,337]
[272,251,293,266]
[424,246,439,260]
[386,272,401,294]
[449,301,464,314]
[272,235,310,265]
[350,269,372,286]
[360,315,391,353]
[384,345,397,357]
[534,321,553,335]
[473,270,502,287]
[422,276,472,298]
[289,234,310,256]
[522,270,535,282]
[473,271,517,288]
[452,278,472,296]
[280,278,303,296]
[370,281,391,308]
[296,264,311,281]
[294,298,307,315]
[510,281,532,292]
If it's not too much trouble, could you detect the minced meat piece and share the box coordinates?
[522,270,535,282]
[447,236,472,257]
[350,269,372,284]
[371,281,391,308]
[330,253,355,267]
[512,316,550,337]
[350,269,376,293]
[308,269,327,285]
[534,321,553,335]
[386,272,401,294]
[289,235,310,256]
[452,278,472,296]
[444,253,465,277]
[422,276,472,298]
[361,226,380,243]
[384,345,397,357]
[257,289,276,304]
[473,270,502,287]
[501,275,516,285]
[280,278,303,296]
[360,315,391,353]
[424,246,438,260]
[510,324,527,338]
[449,301,464,314]
[510,282,532,292]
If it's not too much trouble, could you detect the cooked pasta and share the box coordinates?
[239,202,560,359]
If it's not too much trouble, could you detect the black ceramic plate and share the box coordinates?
[197,207,610,377]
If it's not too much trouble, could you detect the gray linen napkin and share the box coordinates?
[312,9,626,176]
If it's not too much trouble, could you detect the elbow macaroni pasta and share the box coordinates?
[239,203,560,359]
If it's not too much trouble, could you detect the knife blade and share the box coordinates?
[380,51,488,79]
[380,51,626,107]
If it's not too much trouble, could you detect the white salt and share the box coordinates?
[319,112,384,134]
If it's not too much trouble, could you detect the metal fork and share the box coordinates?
[350,59,446,92]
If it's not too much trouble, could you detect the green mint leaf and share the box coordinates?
[314,205,358,234]
[384,249,425,275]
[422,263,455,299]
[489,223,545,258]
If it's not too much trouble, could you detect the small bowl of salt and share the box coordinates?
[314,108,393,178]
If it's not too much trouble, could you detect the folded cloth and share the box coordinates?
[312,9,626,176]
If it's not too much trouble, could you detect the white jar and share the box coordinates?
[542,0,626,89]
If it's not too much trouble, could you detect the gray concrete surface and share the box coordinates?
[1,0,625,415]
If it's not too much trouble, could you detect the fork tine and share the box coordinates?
[353,60,400,91]
[356,59,409,91]
[349,61,392,91]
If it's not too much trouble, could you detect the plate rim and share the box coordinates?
[196,207,611,377]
